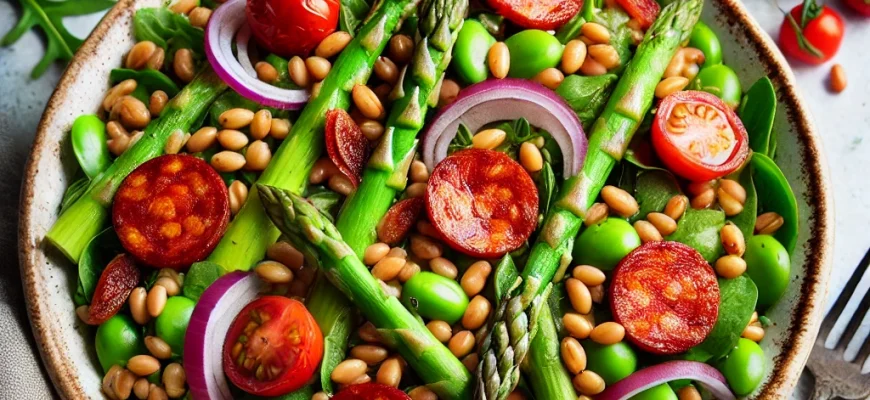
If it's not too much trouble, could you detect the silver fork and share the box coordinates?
[806,248,870,400]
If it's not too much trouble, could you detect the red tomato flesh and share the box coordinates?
[426,149,538,258]
[332,383,411,400]
[610,241,720,355]
[224,296,324,396]
[616,0,660,29]
[378,197,425,246]
[845,0,870,16]
[325,109,370,187]
[246,0,340,57]
[778,4,844,64]
[652,91,749,181]
[112,154,230,269]
[87,254,140,325]
[487,0,582,30]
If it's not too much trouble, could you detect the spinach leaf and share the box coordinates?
[555,11,585,44]
[667,208,725,263]
[78,228,124,303]
[1,0,116,78]
[110,68,180,97]
[182,261,225,301]
[632,169,681,222]
[738,77,777,156]
[61,176,90,214]
[133,7,203,61]
[593,8,633,70]
[685,276,758,362]
[727,161,757,239]
[751,153,799,255]
[555,74,619,131]
[339,0,372,35]
[536,162,558,216]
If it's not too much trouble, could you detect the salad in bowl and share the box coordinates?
[21,0,829,398]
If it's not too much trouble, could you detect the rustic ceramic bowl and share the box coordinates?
[18,0,834,398]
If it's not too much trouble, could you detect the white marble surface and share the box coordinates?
[0,0,868,398]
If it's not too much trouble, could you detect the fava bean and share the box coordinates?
[401,272,469,324]
[719,338,765,396]
[583,340,637,385]
[155,296,195,356]
[505,30,564,79]
[453,20,496,84]
[696,64,742,109]
[688,21,722,66]
[573,218,642,271]
[744,235,790,307]
[95,315,145,373]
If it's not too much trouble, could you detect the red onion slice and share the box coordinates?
[205,0,309,109]
[421,79,586,177]
[597,361,736,400]
[184,271,266,400]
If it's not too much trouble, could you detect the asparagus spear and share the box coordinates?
[475,1,702,398]
[303,0,467,392]
[206,0,421,271]
[46,68,227,262]
[258,185,473,399]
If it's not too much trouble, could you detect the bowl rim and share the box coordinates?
[17,0,834,398]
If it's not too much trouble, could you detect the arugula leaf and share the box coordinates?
[133,7,203,63]
[593,8,634,71]
[536,162,557,217]
[339,0,373,35]
[2,0,116,78]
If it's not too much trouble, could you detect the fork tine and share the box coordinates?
[834,282,870,350]
[819,247,870,341]
[856,330,870,366]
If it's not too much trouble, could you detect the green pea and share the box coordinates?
[573,218,641,271]
[401,272,469,324]
[155,296,196,356]
[688,21,722,66]
[583,340,637,385]
[71,114,111,179]
[95,314,145,373]
[719,338,765,396]
[696,64,742,109]
[630,383,677,400]
[452,20,496,84]
[505,30,564,79]
[743,235,790,308]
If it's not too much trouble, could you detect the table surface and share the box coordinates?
[1,0,868,398]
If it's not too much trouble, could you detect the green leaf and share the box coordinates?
[738,77,777,155]
[536,162,557,216]
[751,153,799,255]
[133,7,204,64]
[110,68,181,97]
[555,74,619,131]
[800,0,824,27]
[727,161,757,239]
[546,282,572,333]
[182,261,225,301]
[77,227,123,303]
[685,276,758,362]
[2,0,116,78]
[667,208,726,263]
[449,123,474,154]
[339,0,373,35]
[593,8,634,72]
[555,11,585,44]
[631,169,681,223]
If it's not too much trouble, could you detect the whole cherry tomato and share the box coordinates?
[246,0,340,57]
[223,296,323,396]
[845,0,870,15]
[778,1,845,65]
[652,91,749,181]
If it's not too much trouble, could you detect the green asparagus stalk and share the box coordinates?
[258,185,473,399]
[301,0,467,392]
[475,1,702,399]
[45,68,227,262]
[522,305,576,400]
[206,0,422,271]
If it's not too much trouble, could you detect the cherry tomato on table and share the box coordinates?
[486,0,582,30]
[845,0,870,15]
[652,90,749,181]
[332,383,411,400]
[223,296,324,396]
[778,0,845,65]
[246,0,340,57]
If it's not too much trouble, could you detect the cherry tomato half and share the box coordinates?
[332,383,411,400]
[778,4,844,65]
[616,0,661,29]
[223,296,323,396]
[652,91,749,181]
[246,0,340,57]
[845,0,870,15]
[486,0,582,30]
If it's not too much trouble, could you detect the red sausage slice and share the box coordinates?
[112,154,230,269]
[87,254,140,325]
[325,109,370,187]
[332,383,411,400]
[377,197,425,245]
[426,149,538,258]
[610,241,720,355]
